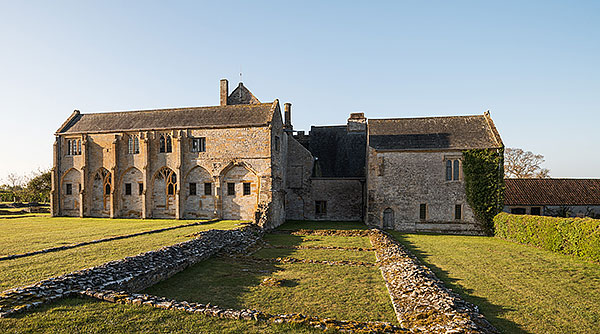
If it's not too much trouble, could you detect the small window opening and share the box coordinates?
[315,200,327,216]
[243,182,251,196]
[66,183,72,195]
[191,137,206,152]
[159,135,166,153]
[125,183,132,196]
[227,182,235,196]
[166,135,172,153]
[419,204,427,220]
[204,182,212,195]
[189,182,197,196]
[455,204,462,220]
[274,136,280,152]
[531,207,542,216]
[138,183,144,195]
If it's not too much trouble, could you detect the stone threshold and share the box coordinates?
[0,219,220,262]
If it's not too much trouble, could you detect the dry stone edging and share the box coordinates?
[369,229,498,334]
[77,289,408,333]
[0,219,220,261]
[0,225,262,318]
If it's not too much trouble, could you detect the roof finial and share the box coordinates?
[239,65,243,83]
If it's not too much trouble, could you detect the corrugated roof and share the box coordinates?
[368,115,501,150]
[57,102,276,134]
[504,178,600,206]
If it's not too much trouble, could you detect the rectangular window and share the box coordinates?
[511,207,526,214]
[274,136,280,152]
[455,204,462,220]
[191,137,206,152]
[446,160,452,181]
[204,182,212,195]
[453,160,460,180]
[243,182,251,196]
[419,204,427,220]
[227,182,235,196]
[189,182,197,196]
[66,183,72,195]
[138,183,144,195]
[67,140,72,156]
[125,183,132,195]
[531,207,541,216]
[315,201,327,216]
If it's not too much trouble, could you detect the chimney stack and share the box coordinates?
[284,103,292,131]
[347,112,367,132]
[220,79,229,106]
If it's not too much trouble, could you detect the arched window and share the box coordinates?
[166,136,172,153]
[453,160,460,180]
[159,135,166,153]
[446,160,452,181]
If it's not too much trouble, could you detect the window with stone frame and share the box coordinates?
[191,137,206,152]
[455,204,462,220]
[204,182,212,195]
[189,182,197,196]
[419,203,427,220]
[445,159,460,181]
[315,200,327,216]
[128,135,140,154]
[243,182,251,196]
[125,183,132,196]
[227,182,235,196]
[159,134,172,153]
[66,139,82,156]
[66,183,72,195]
[138,182,144,195]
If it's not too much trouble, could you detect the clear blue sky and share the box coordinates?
[1,0,599,181]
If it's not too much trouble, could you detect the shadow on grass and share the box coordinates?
[393,233,531,334]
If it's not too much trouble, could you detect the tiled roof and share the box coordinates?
[504,178,600,206]
[57,102,276,134]
[368,114,502,150]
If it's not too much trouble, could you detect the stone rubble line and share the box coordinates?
[273,229,371,237]
[241,255,376,267]
[0,219,221,262]
[368,229,499,334]
[77,289,408,333]
[264,244,375,252]
[0,225,263,318]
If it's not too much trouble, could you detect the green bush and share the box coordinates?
[494,212,600,262]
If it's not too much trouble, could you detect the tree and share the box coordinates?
[24,169,52,203]
[5,172,24,190]
[504,148,550,178]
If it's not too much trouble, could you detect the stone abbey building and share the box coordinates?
[52,79,503,233]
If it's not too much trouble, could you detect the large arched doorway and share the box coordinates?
[152,167,177,218]
[91,168,111,217]
[221,164,259,221]
[184,166,214,219]
[383,208,395,230]
[120,167,143,218]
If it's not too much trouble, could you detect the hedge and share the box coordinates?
[494,212,600,263]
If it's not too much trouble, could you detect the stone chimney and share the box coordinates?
[347,112,367,132]
[284,103,292,131]
[220,79,229,106]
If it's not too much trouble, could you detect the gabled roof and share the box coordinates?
[56,101,277,134]
[228,82,261,105]
[504,178,600,206]
[368,113,502,150]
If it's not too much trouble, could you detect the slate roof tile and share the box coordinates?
[504,178,600,206]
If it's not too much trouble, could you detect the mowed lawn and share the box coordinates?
[145,223,397,323]
[0,216,241,291]
[0,215,220,256]
[391,232,600,334]
[0,298,324,334]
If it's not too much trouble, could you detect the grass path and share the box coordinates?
[391,232,600,334]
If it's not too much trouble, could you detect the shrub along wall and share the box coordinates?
[494,212,600,263]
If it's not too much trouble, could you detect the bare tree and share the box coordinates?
[5,172,24,190]
[504,148,550,178]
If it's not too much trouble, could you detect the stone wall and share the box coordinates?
[284,135,314,220]
[307,178,364,221]
[367,149,481,234]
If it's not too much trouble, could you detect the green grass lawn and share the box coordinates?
[144,222,395,323]
[0,215,225,256]
[391,232,600,334]
[278,220,367,230]
[0,297,324,334]
[0,219,241,291]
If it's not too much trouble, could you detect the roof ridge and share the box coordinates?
[78,102,274,116]
[369,114,484,121]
